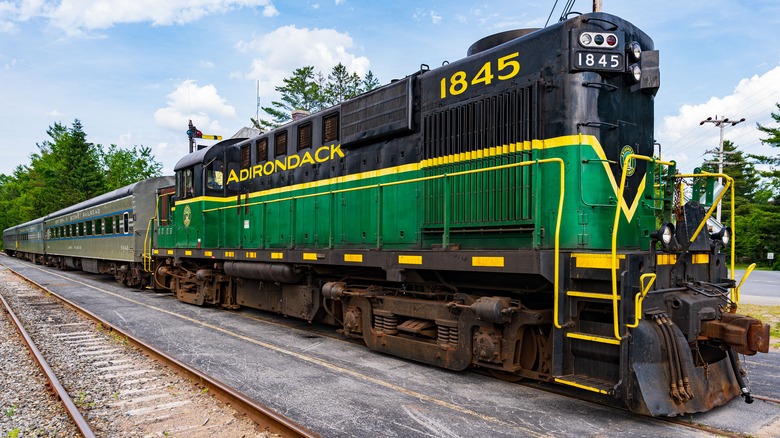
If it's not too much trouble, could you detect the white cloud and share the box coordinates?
[657,64,780,173]
[46,109,62,117]
[153,79,236,134]
[237,25,369,100]
[0,0,277,34]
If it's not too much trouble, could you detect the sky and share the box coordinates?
[1,0,780,178]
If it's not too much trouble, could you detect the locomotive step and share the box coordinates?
[565,331,621,345]
[554,374,615,395]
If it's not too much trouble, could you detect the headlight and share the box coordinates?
[629,64,641,82]
[651,223,675,247]
[628,41,641,61]
[711,227,731,245]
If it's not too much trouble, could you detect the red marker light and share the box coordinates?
[606,35,617,46]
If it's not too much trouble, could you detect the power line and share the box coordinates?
[700,115,745,223]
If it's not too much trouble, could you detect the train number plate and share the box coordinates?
[573,51,624,72]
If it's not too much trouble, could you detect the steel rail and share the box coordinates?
[0,287,96,438]
[5,267,318,438]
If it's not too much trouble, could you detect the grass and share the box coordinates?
[737,303,780,350]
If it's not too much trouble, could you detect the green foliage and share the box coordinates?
[0,119,163,246]
[734,203,780,269]
[752,102,780,202]
[102,144,163,191]
[257,63,380,129]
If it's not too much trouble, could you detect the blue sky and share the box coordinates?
[1,0,779,177]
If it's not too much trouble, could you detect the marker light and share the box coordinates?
[630,63,641,82]
[594,34,605,45]
[651,223,675,248]
[580,33,593,46]
[628,41,642,61]
[710,227,731,246]
[606,35,617,46]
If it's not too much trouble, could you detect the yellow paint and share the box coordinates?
[656,253,677,265]
[344,254,363,263]
[692,253,709,264]
[184,250,192,256]
[153,249,159,255]
[398,255,422,265]
[225,251,235,258]
[176,134,648,223]
[303,253,318,261]
[167,250,174,255]
[271,252,283,259]
[204,251,213,257]
[246,252,257,259]
[573,253,625,269]
[566,332,621,345]
[472,256,504,267]
[554,378,610,394]
[566,291,620,301]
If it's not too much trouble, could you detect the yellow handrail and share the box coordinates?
[626,273,656,328]
[735,262,757,305]
[677,171,736,287]
[613,154,675,339]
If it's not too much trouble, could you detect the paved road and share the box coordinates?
[735,269,780,305]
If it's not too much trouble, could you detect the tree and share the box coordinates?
[752,102,780,202]
[258,66,323,129]
[701,140,760,203]
[102,144,163,191]
[0,119,165,243]
[257,65,381,129]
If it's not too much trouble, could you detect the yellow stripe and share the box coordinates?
[271,252,283,260]
[175,134,648,222]
[303,252,318,261]
[204,251,213,257]
[246,252,257,259]
[554,378,610,394]
[656,253,677,265]
[344,254,363,263]
[572,253,625,269]
[566,332,622,345]
[566,291,620,301]
[184,250,192,256]
[398,255,422,265]
[472,256,504,267]
[692,253,709,264]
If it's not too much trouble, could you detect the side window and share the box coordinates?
[179,168,194,199]
[240,145,250,168]
[274,131,287,157]
[123,212,130,234]
[206,159,224,191]
[105,217,114,234]
[95,219,103,235]
[323,112,339,143]
[298,123,312,151]
[78,223,84,237]
[86,221,93,236]
[256,138,268,163]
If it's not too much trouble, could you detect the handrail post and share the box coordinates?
[376,184,383,250]
[442,175,450,248]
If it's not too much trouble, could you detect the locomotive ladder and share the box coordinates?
[553,154,673,394]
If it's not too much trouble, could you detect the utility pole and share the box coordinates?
[593,1,602,12]
[699,115,745,223]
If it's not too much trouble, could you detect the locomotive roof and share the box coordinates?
[47,182,140,219]
[174,137,248,172]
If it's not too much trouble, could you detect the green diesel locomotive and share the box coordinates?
[5,11,769,416]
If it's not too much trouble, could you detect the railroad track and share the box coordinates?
[3,257,779,438]
[0,265,315,437]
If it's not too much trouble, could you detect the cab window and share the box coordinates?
[206,159,225,191]
[179,168,194,199]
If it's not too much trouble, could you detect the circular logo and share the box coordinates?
[619,145,636,178]
[183,205,192,228]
